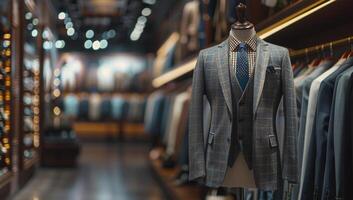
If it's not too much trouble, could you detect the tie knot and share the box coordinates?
[238,43,247,51]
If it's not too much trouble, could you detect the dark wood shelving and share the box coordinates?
[24,155,39,170]
[0,172,11,199]
[153,0,353,88]
[0,172,12,188]
[258,0,353,50]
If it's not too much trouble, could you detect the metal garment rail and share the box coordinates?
[290,35,353,57]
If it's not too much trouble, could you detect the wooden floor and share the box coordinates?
[12,142,165,200]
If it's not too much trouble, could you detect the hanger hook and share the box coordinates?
[330,42,333,57]
[316,46,320,58]
[321,44,325,58]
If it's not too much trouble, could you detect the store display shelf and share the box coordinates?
[152,58,196,88]
[259,0,353,49]
[149,158,206,200]
[19,161,36,188]
[24,154,39,170]
[73,121,147,141]
[0,171,12,187]
[256,0,334,39]
[152,0,349,88]
[0,171,11,200]
[62,91,150,97]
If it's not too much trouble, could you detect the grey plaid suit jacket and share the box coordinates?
[188,37,298,190]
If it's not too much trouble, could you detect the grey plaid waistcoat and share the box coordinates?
[228,64,254,169]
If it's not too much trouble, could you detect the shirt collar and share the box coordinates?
[229,33,257,52]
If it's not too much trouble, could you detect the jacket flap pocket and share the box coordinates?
[208,132,215,145]
[269,134,278,148]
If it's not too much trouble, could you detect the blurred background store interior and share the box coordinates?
[0,0,352,199]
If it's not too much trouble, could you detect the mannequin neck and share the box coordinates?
[231,27,256,42]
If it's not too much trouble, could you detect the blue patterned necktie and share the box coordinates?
[236,43,249,91]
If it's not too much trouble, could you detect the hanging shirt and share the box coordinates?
[111,96,126,120]
[64,94,79,117]
[89,94,102,121]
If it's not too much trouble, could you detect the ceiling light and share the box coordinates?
[58,12,66,20]
[43,41,53,50]
[137,16,147,24]
[107,29,116,38]
[100,39,108,49]
[54,69,61,77]
[85,30,94,39]
[31,29,38,37]
[3,40,10,48]
[143,0,156,5]
[53,106,61,115]
[27,23,33,31]
[130,34,139,41]
[84,40,93,49]
[67,28,75,36]
[130,31,141,41]
[141,8,152,16]
[25,12,32,20]
[92,40,100,50]
[135,23,145,32]
[42,30,49,39]
[102,32,108,39]
[32,18,39,26]
[55,40,65,49]
[65,22,73,29]
[53,78,60,86]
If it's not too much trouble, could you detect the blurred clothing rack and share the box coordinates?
[290,35,353,57]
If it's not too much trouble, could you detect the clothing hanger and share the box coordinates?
[348,37,353,57]
[340,37,351,59]
[325,42,336,61]
[292,59,302,70]
[231,3,254,30]
[310,47,322,67]
[317,46,325,64]
[304,48,310,65]
[318,44,332,62]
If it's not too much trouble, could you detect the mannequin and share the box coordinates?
[230,3,255,42]
[222,3,256,188]
[231,27,256,43]
[188,1,298,195]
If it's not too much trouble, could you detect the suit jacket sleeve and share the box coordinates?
[188,51,206,181]
[281,49,299,183]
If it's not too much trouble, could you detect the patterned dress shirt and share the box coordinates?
[229,33,257,78]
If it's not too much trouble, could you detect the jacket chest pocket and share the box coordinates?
[266,65,281,79]
[265,66,281,88]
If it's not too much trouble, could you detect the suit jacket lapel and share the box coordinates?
[217,39,232,118]
[253,38,269,115]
